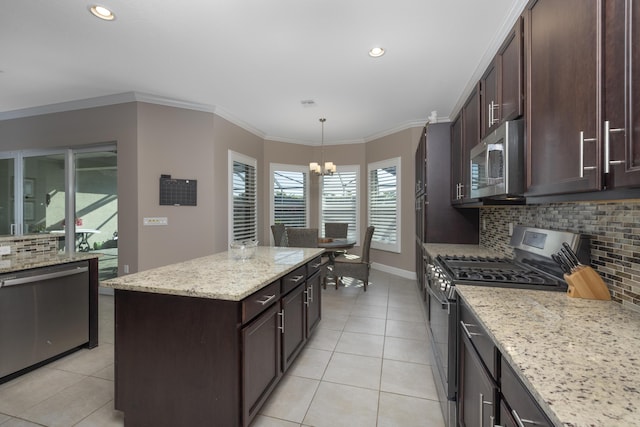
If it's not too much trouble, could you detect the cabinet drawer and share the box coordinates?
[242,280,281,325]
[500,356,553,427]
[459,299,497,379]
[281,266,306,295]
[307,256,323,277]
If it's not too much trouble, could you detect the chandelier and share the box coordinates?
[309,118,336,176]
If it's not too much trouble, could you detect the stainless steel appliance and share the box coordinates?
[470,119,524,200]
[426,225,589,427]
[0,263,89,380]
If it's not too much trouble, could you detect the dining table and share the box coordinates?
[317,237,356,260]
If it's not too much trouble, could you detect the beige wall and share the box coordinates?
[1,102,424,277]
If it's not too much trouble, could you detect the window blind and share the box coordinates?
[368,158,400,252]
[273,170,307,227]
[232,160,257,241]
[321,171,358,240]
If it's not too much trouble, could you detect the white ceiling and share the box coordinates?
[0,0,527,145]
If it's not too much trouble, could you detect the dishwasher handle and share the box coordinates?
[1,266,88,288]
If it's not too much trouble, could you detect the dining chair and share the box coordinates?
[286,228,319,248]
[329,226,375,291]
[271,224,287,247]
[324,222,348,238]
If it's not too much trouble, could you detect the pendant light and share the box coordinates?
[309,118,336,176]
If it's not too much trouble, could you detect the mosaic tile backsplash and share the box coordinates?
[0,235,59,258]
[479,200,640,312]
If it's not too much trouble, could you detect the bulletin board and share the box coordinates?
[159,175,197,206]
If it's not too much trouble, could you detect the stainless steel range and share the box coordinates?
[426,225,590,427]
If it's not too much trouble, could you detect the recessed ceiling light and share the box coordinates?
[89,5,115,21]
[369,47,385,58]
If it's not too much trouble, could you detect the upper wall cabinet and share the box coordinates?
[481,17,524,139]
[525,0,640,197]
[452,84,481,204]
[603,0,640,188]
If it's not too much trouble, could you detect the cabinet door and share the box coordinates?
[281,283,306,371]
[458,332,497,427]
[451,113,465,203]
[525,0,601,196]
[481,61,498,138]
[306,272,321,336]
[500,358,553,427]
[603,0,640,188]
[499,17,524,123]
[461,84,481,200]
[242,303,282,427]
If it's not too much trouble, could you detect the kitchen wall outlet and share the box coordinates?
[482,218,487,231]
[0,246,11,255]
[124,264,129,274]
[143,217,168,226]
[508,222,514,236]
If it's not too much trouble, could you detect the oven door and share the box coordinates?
[427,280,456,399]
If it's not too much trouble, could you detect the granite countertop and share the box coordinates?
[102,246,324,301]
[0,252,99,274]
[457,285,640,427]
[423,243,502,259]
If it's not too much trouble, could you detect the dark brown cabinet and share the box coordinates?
[481,17,524,138]
[525,0,600,196]
[281,282,307,371]
[452,84,481,203]
[114,257,322,427]
[415,127,427,195]
[458,299,498,427]
[603,0,640,188]
[500,356,553,427]
[242,302,282,424]
[525,0,640,197]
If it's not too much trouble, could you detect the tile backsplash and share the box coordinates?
[0,235,59,258]
[480,200,640,313]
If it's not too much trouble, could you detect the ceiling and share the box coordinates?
[0,0,527,145]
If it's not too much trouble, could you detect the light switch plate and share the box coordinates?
[143,217,168,226]
[0,246,11,255]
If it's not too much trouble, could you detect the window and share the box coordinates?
[320,166,359,242]
[229,151,257,244]
[270,164,309,235]
[368,157,400,253]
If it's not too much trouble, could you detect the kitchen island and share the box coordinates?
[457,285,640,426]
[103,246,324,427]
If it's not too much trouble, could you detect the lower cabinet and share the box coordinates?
[242,303,282,424]
[499,356,553,427]
[457,294,554,427]
[458,299,498,427]
[114,258,322,427]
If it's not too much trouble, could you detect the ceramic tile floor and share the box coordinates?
[0,269,445,427]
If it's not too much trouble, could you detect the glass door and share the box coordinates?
[74,148,118,280]
[22,152,67,235]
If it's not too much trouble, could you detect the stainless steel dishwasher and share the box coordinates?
[0,262,89,379]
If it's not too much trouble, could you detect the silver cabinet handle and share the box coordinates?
[512,409,540,427]
[489,102,493,128]
[307,284,313,303]
[1,266,88,287]
[579,131,597,177]
[289,275,304,284]
[492,102,500,125]
[304,288,309,306]
[278,310,285,333]
[479,393,493,426]
[257,294,276,306]
[604,120,626,173]
[311,262,322,269]
[460,321,482,339]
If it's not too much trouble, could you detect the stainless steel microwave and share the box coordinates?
[470,119,524,199]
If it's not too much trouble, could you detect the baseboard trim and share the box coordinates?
[371,262,417,280]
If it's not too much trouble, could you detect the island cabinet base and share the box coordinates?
[114,290,242,426]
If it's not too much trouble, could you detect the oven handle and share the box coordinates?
[426,285,451,313]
